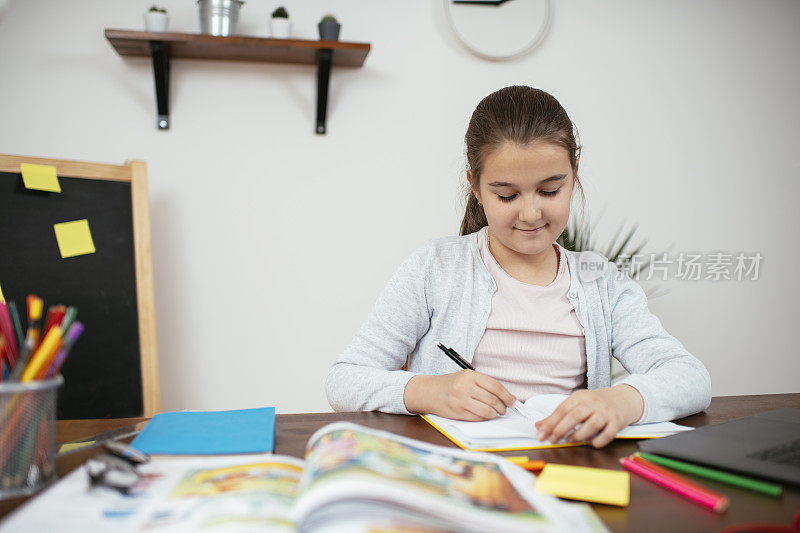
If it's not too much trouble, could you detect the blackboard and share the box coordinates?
[0,155,159,419]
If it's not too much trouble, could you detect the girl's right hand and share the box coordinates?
[403,370,517,421]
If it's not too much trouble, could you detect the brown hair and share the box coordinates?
[459,86,585,236]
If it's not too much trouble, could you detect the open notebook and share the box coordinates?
[422,393,693,452]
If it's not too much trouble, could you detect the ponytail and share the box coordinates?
[460,192,488,236]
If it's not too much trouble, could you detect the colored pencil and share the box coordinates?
[42,305,66,338]
[630,454,728,507]
[20,326,62,382]
[33,338,63,380]
[621,457,729,513]
[60,306,78,333]
[638,452,782,498]
[41,307,56,337]
[0,302,17,367]
[0,335,7,375]
[44,322,84,378]
[7,302,25,352]
[26,296,43,352]
[0,334,13,379]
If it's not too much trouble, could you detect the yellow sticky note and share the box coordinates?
[20,163,61,193]
[53,220,96,258]
[536,464,629,507]
[59,441,95,454]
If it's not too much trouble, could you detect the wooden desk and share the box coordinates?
[1,394,798,532]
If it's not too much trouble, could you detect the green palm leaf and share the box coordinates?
[557,216,667,299]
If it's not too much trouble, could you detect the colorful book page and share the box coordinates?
[53,220,96,258]
[21,163,61,192]
[536,464,630,507]
[0,282,4,303]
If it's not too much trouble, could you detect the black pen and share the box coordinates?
[436,341,475,370]
[436,343,530,419]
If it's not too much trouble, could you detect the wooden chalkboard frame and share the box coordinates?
[0,154,160,417]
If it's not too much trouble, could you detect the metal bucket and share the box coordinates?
[197,0,245,36]
[0,375,63,499]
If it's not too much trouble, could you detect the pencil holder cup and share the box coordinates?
[0,375,63,499]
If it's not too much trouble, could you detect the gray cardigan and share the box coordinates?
[325,232,712,423]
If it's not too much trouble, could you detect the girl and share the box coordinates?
[325,86,711,448]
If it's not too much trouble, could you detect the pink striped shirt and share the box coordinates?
[472,226,587,401]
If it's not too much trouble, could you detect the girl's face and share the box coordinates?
[470,141,575,260]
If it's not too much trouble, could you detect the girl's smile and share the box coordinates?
[516,224,546,234]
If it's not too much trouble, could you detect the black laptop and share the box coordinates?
[638,408,800,486]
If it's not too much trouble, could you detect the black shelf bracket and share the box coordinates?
[150,41,170,130]
[315,49,333,135]
[145,42,336,133]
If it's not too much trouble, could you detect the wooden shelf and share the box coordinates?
[104,29,372,133]
[105,29,370,67]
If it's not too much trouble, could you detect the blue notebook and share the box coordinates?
[131,407,275,455]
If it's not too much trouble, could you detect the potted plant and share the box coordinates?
[557,216,667,298]
[197,0,245,36]
[145,5,169,32]
[318,14,341,41]
[270,6,291,38]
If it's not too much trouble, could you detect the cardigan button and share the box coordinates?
[569,291,577,298]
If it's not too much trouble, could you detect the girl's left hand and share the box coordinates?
[534,385,644,448]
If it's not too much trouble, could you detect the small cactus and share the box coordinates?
[148,5,167,13]
[272,7,289,18]
[321,14,338,23]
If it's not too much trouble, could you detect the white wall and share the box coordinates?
[1,0,798,414]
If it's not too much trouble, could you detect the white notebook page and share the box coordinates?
[424,393,693,449]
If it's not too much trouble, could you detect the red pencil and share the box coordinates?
[0,302,18,366]
[0,335,8,373]
[621,456,729,513]
[42,305,66,338]
[630,454,729,506]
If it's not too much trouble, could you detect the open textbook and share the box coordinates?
[1,422,608,533]
[422,393,694,451]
